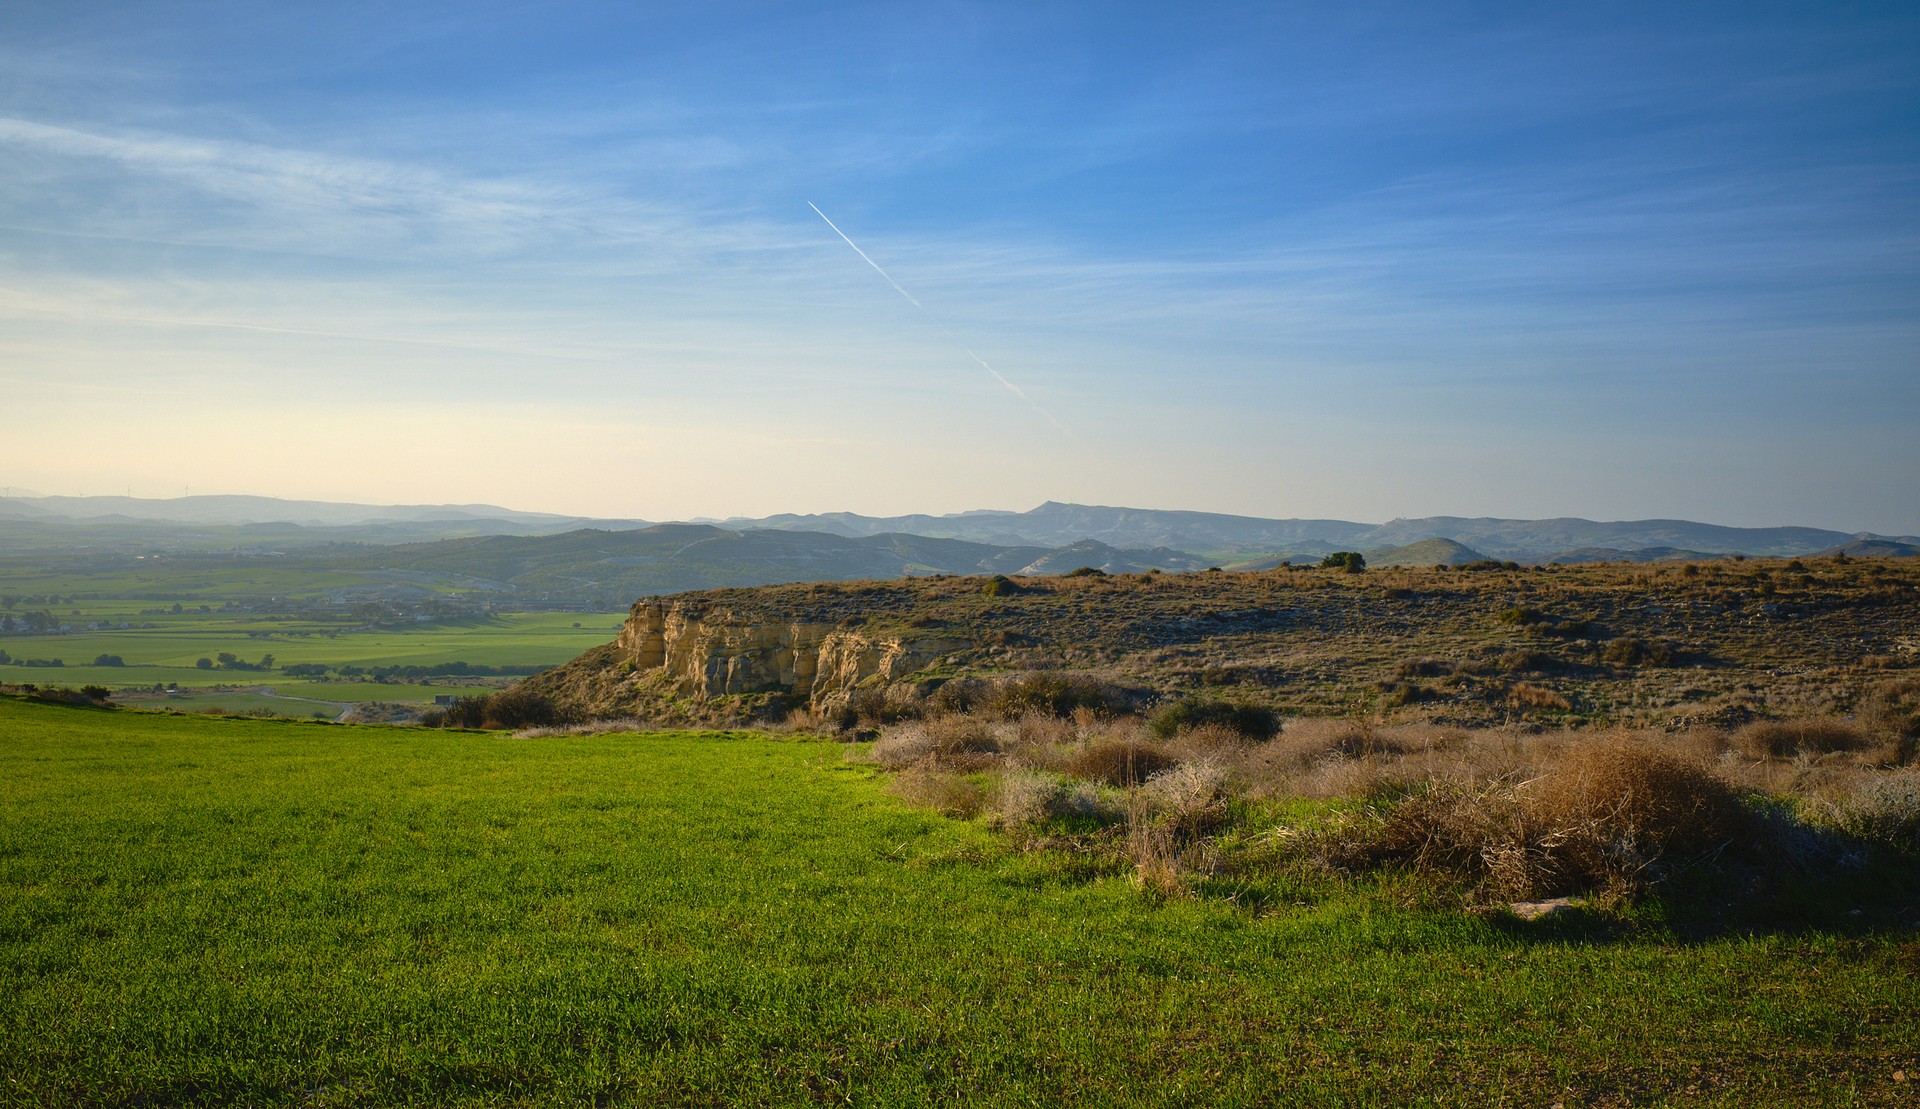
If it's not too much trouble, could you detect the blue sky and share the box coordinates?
[3,1,1916,531]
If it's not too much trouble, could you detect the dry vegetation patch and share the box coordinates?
[849,669,1917,914]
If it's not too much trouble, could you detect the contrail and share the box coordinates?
[808,202,924,310]
[807,201,1074,441]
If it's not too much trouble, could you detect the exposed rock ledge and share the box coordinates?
[615,598,968,709]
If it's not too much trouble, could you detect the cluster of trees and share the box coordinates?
[0,610,62,634]
[1,593,69,608]
[193,652,275,672]
[266,660,546,682]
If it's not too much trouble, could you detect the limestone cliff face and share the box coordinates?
[614,599,965,707]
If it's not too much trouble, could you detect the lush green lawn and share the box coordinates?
[1,697,1913,1107]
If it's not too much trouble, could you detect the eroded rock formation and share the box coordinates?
[615,599,967,708]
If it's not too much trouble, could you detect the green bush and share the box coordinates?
[1320,552,1366,573]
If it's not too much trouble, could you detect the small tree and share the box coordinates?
[1320,551,1367,573]
[195,657,213,670]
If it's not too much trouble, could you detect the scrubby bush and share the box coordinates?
[844,683,925,727]
[1603,637,1675,667]
[1146,697,1278,741]
[427,696,489,728]
[1319,552,1366,573]
[870,715,1002,769]
[926,677,989,716]
[427,689,566,730]
[995,768,1062,827]
[1338,741,1750,898]
[981,575,1026,597]
[1733,718,1871,760]
[1066,739,1177,786]
[1376,680,1439,708]
[1395,658,1457,679]
[1507,682,1571,711]
[1497,649,1558,674]
[1859,678,1920,740]
[1820,771,1920,851]
[480,688,565,730]
[1140,761,1230,836]
[983,672,1141,720]
[1526,743,1748,864]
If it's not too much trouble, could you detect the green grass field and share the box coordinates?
[0,612,625,712]
[2,696,1914,1106]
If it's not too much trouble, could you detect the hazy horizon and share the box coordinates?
[5,3,1916,534]
[3,487,1914,539]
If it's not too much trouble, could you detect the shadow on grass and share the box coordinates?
[1487,847,1920,944]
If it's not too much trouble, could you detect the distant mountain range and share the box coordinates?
[719,502,1911,562]
[2,497,1914,604]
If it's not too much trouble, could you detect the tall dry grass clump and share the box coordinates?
[886,764,987,818]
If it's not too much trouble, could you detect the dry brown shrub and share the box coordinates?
[1818,769,1920,850]
[869,714,1004,769]
[1732,718,1872,760]
[1066,739,1178,786]
[1262,718,1373,764]
[1522,740,1748,882]
[1329,735,1753,899]
[845,683,927,726]
[1168,721,1256,757]
[993,768,1058,827]
[1015,712,1078,748]
[1507,681,1572,711]
[1860,678,1920,740]
[1344,782,1541,895]
[1141,760,1230,836]
[992,767,1114,827]
[887,765,986,817]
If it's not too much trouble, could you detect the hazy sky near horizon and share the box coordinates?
[3,2,1916,532]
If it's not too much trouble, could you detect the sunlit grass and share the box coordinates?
[1,697,1913,1106]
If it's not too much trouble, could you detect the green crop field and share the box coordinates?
[0,609,625,713]
[2,696,1913,1107]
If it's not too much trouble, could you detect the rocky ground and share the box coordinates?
[523,556,1920,729]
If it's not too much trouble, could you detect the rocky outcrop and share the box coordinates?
[613,599,967,708]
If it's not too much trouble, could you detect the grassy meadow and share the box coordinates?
[2,696,1914,1106]
[0,609,623,714]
